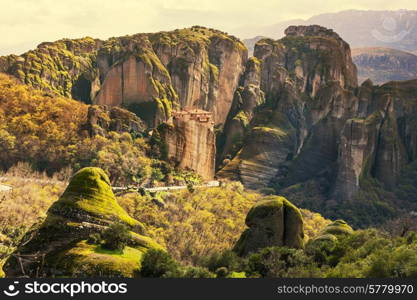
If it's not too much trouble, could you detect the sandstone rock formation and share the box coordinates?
[4,24,417,226]
[82,105,145,137]
[1,26,247,128]
[1,27,246,182]
[159,109,216,180]
[3,167,161,277]
[218,25,417,226]
[219,25,358,189]
[233,196,304,256]
[0,38,100,102]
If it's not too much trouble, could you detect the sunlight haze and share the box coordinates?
[1,0,417,55]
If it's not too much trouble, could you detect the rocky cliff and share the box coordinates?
[159,109,216,180]
[4,24,417,227]
[219,25,417,227]
[219,25,358,188]
[1,26,247,128]
[0,27,247,181]
[82,105,146,137]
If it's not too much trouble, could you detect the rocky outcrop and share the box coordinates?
[233,196,304,256]
[1,27,247,128]
[219,25,358,189]
[0,38,100,102]
[219,26,417,226]
[3,167,161,277]
[159,109,216,180]
[217,56,264,166]
[83,105,145,137]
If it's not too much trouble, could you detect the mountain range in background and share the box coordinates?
[352,47,417,84]
[239,10,417,50]
[241,10,417,84]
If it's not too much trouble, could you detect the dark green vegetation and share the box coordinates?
[101,223,131,251]
[199,229,417,278]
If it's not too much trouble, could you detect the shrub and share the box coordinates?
[139,249,182,278]
[203,250,243,273]
[101,223,131,251]
[87,233,102,245]
[215,267,229,278]
[182,266,215,278]
[245,247,320,278]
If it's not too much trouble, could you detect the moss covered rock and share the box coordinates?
[308,220,353,249]
[3,167,161,277]
[320,220,353,236]
[52,167,142,229]
[233,196,304,256]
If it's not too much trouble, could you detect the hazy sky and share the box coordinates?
[1,0,417,55]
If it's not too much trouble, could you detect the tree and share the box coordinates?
[139,249,182,278]
[101,223,131,251]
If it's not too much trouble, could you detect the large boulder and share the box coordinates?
[233,196,304,256]
[3,167,162,277]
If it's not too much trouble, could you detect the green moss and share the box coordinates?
[233,110,249,127]
[227,271,246,278]
[130,232,164,251]
[313,233,338,242]
[252,126,288,138]
[52,167,142,228]
[50,240,145,277]
[209,63,219,81]
[3,37,98,99]
[246,195,302,223]
[321,220,353,236]
[248,56,261,72]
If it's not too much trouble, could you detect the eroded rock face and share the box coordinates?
[233,196,304,256]
[0,38,100,102]
[2,27,247,128]
[219,25,358,189]
[159,109,216,180]
[83,105,145,137]
[219,25,417,224]
[217,57,264,166]
[3,167,160,277]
